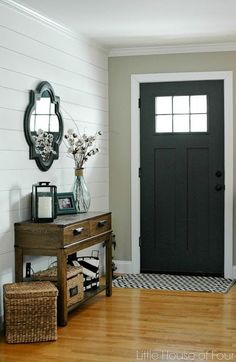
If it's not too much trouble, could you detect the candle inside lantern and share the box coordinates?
[38,196,52,218]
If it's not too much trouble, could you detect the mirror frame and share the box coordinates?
[24,81,64,172]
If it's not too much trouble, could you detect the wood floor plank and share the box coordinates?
[1,285,236,361]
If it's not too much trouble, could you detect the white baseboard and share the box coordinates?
[231,266,236,279]
[113,260,133,274]
[114,261,236,278]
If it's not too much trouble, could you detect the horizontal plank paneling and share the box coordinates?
[0,151,35,169]
[0,181,108,214]
[0,68,108,111]
[0,86,27,110]
[58,181,108,197]
[0,128,108,153]
[0,0,109,305]
[0,4,108,69]
[57,153,109,169]
[51,84,108,112]
[90,196,109,211]
[0,130,26,150]
[0,208,30,235]
[0,231,14,255]
[0,108,108,133]
[0,188,31,212]
[0,47,107,97]
[0,167,109,191]
[0,25,108,84]
[61,109,108,132]
[0,108,24,130]
[0,150,108,170]
[0,178,109,214]
[0,88,108,126]
[55,167,109,188]
[0,251,14,272]
[0,144,108,172]
[60,107,108,126]
[59,127,108,143]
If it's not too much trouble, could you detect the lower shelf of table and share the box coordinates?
[68,284,107,313]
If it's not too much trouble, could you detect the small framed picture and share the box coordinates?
[56,192,77,215]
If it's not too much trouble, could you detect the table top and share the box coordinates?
[15,211,111,228]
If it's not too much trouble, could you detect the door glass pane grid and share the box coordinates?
[155,95,207,133]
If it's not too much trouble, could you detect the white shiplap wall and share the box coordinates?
[0,2,109,318]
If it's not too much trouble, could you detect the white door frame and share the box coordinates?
[131,71,233,278]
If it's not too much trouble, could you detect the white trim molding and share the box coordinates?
[0,0,75,37]
[113,260,133,274]
[232,266,236,279]
[0,0,107,53]
[109,42,236,57]
[131,71,234,278]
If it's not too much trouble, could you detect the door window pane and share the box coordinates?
[155,94,207,133]
[190,95,207,113]
[155,96,172,114]
[173,96,189,114]
[155,115,172,133]
[173,115,189,132]
[190,114,207,132]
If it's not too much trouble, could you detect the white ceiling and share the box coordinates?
[15,0,236,50]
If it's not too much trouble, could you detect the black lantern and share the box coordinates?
[32,181,57,223]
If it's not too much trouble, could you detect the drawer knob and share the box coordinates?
[73,227,84,235]
[97,220,108,227]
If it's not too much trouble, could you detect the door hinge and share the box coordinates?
[139,236,141,247]
[139,167,142,178]
[138,98,141,108]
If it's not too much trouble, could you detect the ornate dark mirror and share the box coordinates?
[24,81,64,171]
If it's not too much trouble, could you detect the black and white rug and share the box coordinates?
[112,273,235,293]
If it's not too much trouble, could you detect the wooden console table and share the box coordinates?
[14,211,112,326]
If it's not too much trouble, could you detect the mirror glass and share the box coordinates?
[30,90,59,134]
[24,82,64,171]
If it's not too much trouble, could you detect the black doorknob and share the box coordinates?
[215,184,223,191]
[215,171,223,177]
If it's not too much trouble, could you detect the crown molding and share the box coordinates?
[109,42,236,57]
[0,0,108,54]
[2,0,235,58]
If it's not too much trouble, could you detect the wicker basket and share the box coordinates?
[3,281,58,344]
[33,264,84,307]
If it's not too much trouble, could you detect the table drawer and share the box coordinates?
[90,214,111,236]
[64,221,90,245]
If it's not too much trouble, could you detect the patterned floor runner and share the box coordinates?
[112,273,235,293]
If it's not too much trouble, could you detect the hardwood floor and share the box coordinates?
[1,285,236,361]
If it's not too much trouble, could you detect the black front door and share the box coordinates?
[140,80,224,275]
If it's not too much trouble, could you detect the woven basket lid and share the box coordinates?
[32,264,83,282]
[4,281,58,298]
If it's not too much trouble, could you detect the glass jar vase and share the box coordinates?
[73,169,91,213]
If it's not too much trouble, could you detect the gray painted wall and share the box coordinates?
[109,51,236,262]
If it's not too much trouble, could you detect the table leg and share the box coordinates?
[57,249,68,326]
[15,247,23,282]
[106,233,112,296]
